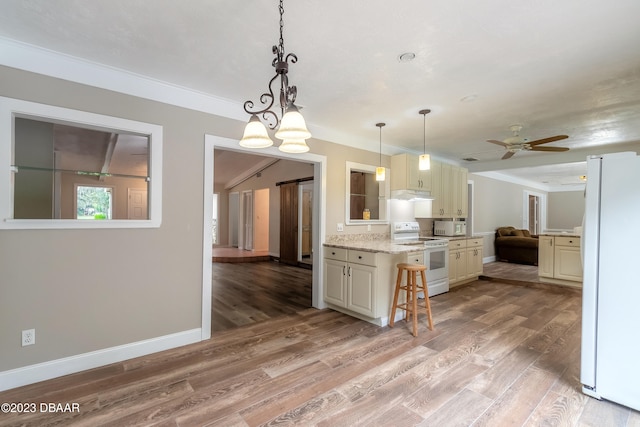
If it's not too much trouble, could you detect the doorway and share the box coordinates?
[201,135,327,340]
[523,190,546,235]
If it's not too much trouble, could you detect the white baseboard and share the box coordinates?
[0,328,202,392]
[484,255,496,264]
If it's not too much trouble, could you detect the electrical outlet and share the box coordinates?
[22,329,35,346]
[337,223,344,232]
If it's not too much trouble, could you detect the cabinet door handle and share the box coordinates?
[348,266,352,277]
[343,266,346,275]
[569,240,573,243]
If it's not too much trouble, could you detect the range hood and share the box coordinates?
[390,189,434,201]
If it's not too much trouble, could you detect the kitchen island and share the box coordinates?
[323,240,428,326]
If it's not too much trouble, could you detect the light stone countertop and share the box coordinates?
[323,240,426,254]
[539,233,582,238]
[323,235,485,254]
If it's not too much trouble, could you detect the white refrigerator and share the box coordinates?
[581,151,640,411]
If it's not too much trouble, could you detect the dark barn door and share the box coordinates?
[279,182,298,265]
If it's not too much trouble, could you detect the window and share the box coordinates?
[76,186,113,220]
[0,96,163,229]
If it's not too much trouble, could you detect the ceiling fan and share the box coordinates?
[488,125,569,159]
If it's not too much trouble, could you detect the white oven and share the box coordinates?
[391,222,450,296]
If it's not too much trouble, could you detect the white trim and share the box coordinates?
[0,328,201,392]
[201,138,214,340]
[0,96,163,229]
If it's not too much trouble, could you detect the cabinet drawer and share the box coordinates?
[348,249,377,266]
[555,236,580,247]
[448,239,466,249]
[467,238,482,248]
[324,247,348,261]
[406,251,424,265]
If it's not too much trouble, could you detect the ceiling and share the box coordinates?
[2,0,640,190]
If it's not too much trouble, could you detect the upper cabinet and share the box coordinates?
[452,165,468,218]
[390,155,468,219]
[390,154,431,192]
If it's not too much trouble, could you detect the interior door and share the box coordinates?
[128,188,148,220]
[279,182,298,265]
[242,190,253,250]
[300,184,312,259]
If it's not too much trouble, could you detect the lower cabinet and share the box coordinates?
[449,238,484,286]
[323,246,412,325]
[448,240,467,284]
[538,236,555,278]
[323,247,377,318]
[466,238,484,278]
[538,235,583,286]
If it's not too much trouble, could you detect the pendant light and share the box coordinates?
[419,109,431,171]
[239,114,274,148]
[240,0,311,152]
[277,102,311,153]
[376,123,386,181]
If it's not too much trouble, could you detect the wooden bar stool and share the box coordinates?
[389,263,434,336]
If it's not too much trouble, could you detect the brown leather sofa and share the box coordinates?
[495,226,539,265]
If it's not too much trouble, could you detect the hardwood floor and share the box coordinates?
[211,261,312,332]
[2,263,639,426]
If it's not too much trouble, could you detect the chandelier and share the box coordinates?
[239,0,311,153]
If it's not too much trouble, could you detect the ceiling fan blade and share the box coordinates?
[502,151,516,159]
[527,135,569,146]
[530,146,570,152]
[487,139,508,147]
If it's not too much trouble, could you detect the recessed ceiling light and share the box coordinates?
[398,52,416,62]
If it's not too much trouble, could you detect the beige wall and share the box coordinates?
[547,191,585,230]
[0,66,240,371]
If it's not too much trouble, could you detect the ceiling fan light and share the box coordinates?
[239,115,273,148]
[275,103,311,141]
[278,138,310,153]
[376,166,386,181]
[419,153,431,170]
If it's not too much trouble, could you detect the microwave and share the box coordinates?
[434,220,467,236]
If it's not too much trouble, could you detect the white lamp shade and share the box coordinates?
[278,139,310,153]
[239,115,273,148]
[275,104,311,140]
[419,153,431,170]
[376,166,386,181]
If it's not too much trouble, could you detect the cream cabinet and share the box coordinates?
[431,161,450,218]
[451,166,468,218]
[449,238,483,286]
[554,236,583,282]
[538,235,583,286]
[538,236,555,278]
[390,153,431,192]
[323,247,348,306]
[324,247,378,317]
[448,239,467,284]
[429,161,468,219]
[466,238,483,278]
